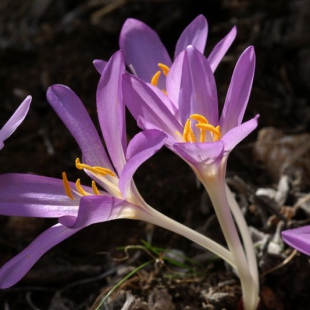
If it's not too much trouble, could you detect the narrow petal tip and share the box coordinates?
[47,84,68,99]
[175,15,208,57]
[244,45,255,60]
[0,95,32,149]
[93,59,107,74]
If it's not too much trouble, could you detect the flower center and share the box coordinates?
[62,158,115,199]
[150,66,221,143]
[181,114,221,143]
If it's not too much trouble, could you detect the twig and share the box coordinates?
[260,249,298,278]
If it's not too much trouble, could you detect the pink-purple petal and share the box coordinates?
[178,46,218,126]
[0,174,78,218]
[137,117,176,148]
[175,15,208,58]
[119,18,171,89]
[282,226,310,256]
[221,115,259,152]
[0,223,81,289]
[126,129,167,161]
[97,51,126,175]
[147,83,178,117]
[59,195,128,228]
[219,46,256,134]
[119,130,167,197]
[173,141,224,167]
[47,85,113,170]
[93,59,107,74]
[122,74,183,137]
[208,26,237,72]
[0,96,31,150]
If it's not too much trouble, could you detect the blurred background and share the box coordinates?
[0,0,310,309]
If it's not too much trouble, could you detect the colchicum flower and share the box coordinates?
[0,96,31,149]
[122,45,258,165]
[282,226,310,255]
[94,14,236,83]
[122,46,260,310]
[0,51,234,289]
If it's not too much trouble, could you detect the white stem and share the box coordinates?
[201,177,259,310]
[138,206,236,269]
[225,183,259,290]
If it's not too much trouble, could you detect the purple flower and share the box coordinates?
[0,51,167,288]
[282,226,310,255]
[0,96,31,149]
[122,45,258,179]
[94,15,236,88]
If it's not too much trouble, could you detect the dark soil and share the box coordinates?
[1,0,310,309]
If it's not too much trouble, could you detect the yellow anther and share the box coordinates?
[150,64,170,94]
[190,114,210,142]
[75,158,115,177]
[92,181,100,195]
[183,119,196,143]
[75,179,90,196]
[196,123,221,140]
[151,70,161,87]
[62,172,74,200]
[189,114,222,142]
[158,63,170,76]
[190,114,209,124]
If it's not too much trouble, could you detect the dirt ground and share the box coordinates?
[1,0,310,309]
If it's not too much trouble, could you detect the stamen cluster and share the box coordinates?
[183,114,221,143]
[62,158,115,199]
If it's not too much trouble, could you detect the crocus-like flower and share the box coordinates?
[122,45,258,180]
[94,14,236,87]
[282,226,310,255]
[0,51,233,289]
[0,96,31,149]
[122,46,260,310]
[0,51,162,288]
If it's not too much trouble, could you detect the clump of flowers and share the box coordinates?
[0,15,261,310]
[0,51,234,290]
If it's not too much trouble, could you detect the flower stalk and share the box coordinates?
[135,204,236,268]
[200,174,258,310]
[226,183,259,289]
